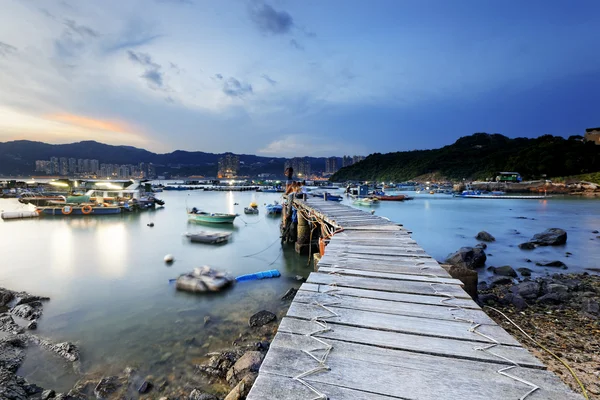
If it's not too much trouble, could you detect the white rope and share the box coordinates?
[429,281,540,399]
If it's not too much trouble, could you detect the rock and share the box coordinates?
[529,228,567,246]
[0,289,15,307]
[189,389,218,400]
[478,293,500,306]
[489,276,513,287]
[445,247,486,269]
[0,336,26,372]
[255,341,270,351]
[224,373,258,400]
[514,281,541,300]
[0,368,29,400]
[138,381,152,394]
[581,298,599,316]
[203,316,211,326]
[249,311,276,327]
[537,293,563,305]
[147,223,154,227]
[41,389,56,400]
[294,275,305,282]
[10,302,43,320]
[441,265,478,299]
[197,350,243,378]
[281,288,298,301]
[0,314,25,334]
[475,243,487,249]
[493,266,517,277]
[592,230,599,234]
[517,268,532,277]
[27,320,37,330]
[51,342,79,362]
[518,242,536,250]
[504,293,528,311]
[94,376,121,399]
[546,283,569,294]
[525,259,532,263]
[475,231,495,242]
[226,351,264,385]
[535,261,567,269]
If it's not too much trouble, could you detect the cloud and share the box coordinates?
[215,73,223,80]
[261,74,277,85]
[290,39,304,51]
[47,113,133,133]
[249,3,293,35]
[64,19,99,38]
[127,50,165,90]
[103,19,162,53]
[258,134,364,157]
[0,42,17,57]
[222,77,253,97]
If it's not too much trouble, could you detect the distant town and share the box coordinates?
[34,154,365,180]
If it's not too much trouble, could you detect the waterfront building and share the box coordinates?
[285,157,311,179]
[325,157,338,174]
[584,127,600,145]
[218,153,240,178]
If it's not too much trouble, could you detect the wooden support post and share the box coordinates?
[295,209,310,253]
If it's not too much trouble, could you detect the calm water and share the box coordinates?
[1,189,599,392]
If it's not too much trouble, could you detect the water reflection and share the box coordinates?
[96,222,127,278]
[50,222,75,277]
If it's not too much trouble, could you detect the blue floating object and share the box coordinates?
[236,269,281,282]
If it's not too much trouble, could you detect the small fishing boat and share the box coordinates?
[244,202,259,214]
[188,207,238,224]
[266,202,283,215]
[374,194,406,201]
[353,198,379,206]
[37,204,122,216]
[185,231,231,244]
[310,192,343,202]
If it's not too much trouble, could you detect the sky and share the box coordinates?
[0,0,599,157]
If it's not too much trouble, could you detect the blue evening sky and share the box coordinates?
[0,0,598,156]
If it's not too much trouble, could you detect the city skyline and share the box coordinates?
[1,1,599,156]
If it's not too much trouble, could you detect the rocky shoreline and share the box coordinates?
[442,227,600,399]
[0,285,299,400]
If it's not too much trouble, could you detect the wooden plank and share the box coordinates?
[259,333,582,400]
[322,253,436,265]
[326,245,429,257]
[278,317,544,368]
[316,266,462,286]
[293,290,495,325]
[300,283,479,309]
[306,272,470,299]
[247,373,398,400]
[286,302,520,346]
[317,259,450,278]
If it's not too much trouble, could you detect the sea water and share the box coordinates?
[1,189,599,392]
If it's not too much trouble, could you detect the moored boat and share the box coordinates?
[266,202,283,215]
[310,192,343,202]
[244,202,259,214]
[353,198,379,206]
[185,231,231,244]
[188,207,238,224]
[374,194,406,201]
[37,204,122,216]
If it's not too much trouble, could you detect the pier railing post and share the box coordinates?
[295,207,310,254]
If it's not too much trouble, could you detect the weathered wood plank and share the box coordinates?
[278,317,544,368]
[320,254,439,268]
[286,302,520,346]
[293,290,495,325]
[259,333,582,400]
[247,373,399,400]
[317,259,450,277]
[316,266,462,285]
[300,283,479,309]
[306,272,470,299]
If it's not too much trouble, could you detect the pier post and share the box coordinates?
[295,210,311,254]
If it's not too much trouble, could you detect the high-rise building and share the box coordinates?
[352,155,365,164]
[285,157,311,178]
[59,157,68,175]
[218,153,240,178]
[83,159,91,173]
[90,160,99,174]
[325,157,338,174]
[68,158,77,174]
[50,157,59,174]
[342,155,353,167]
[77,159,84,173]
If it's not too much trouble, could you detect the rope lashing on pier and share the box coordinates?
[486,306,590,400]
[428,281,541,399]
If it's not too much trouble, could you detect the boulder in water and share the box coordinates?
[493,266,517,277]
[475,231,495,242]
[249,310,276,327]
[530,228,567,246]
[445,247,486,269]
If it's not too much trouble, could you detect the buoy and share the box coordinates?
[164,254,174,263]
[147,222,154,227]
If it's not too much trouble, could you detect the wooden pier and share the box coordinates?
[247,197,584,400]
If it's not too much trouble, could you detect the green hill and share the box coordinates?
[330,133,600,182]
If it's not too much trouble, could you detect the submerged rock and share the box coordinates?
[475,243,487,250]
[530,228,568,246]
[281,288,298,301]
[94,376,121,399]
[517,267,532,277]
[189,389,218,400]
[518,242,536,250]
[441,265,477,299]
[475,231,495,242]
[445,247,486,269]
[489,276,513,287]
[536,260,567,269]
[249,311,276,327]
[493,266,517,277]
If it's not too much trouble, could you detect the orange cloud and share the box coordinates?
[47,113,133,133]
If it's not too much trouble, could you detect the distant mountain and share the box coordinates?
[0,140,340,177]
[330,133,600,182]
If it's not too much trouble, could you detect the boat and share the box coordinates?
[353,198,379,206]
[37,204,122,216]
[244,202,259,214]
[188,207,238,224]
[373,194,406,201]
[18,192,68,206]
[185,231,231,244]
[310,192,343,202]
[266,202,283,215]
[256,186,284,193]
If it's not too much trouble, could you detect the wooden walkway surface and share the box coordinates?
[247,198,584,400]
